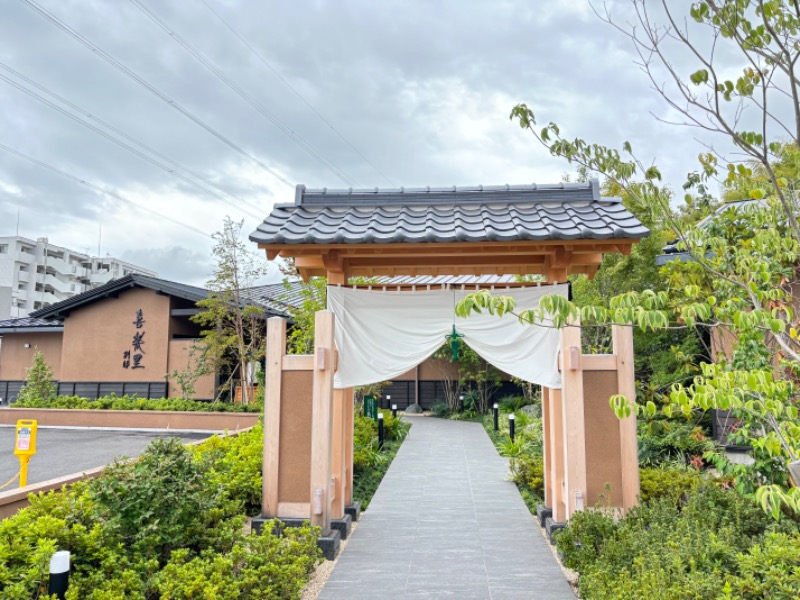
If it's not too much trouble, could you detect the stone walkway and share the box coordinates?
[318,417,575,600]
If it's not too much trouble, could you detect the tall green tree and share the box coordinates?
[193,218,267,404]
[459,0,800,517]
[17,350,57,404]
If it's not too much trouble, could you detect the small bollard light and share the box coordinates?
[509,413,516,442]
[385,394,392,409]
[493,403,499,431]
[391,404,398,418]
[48,550,70,600]
[459,394,464,413]
[377,412,385,449]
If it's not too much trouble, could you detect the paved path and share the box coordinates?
[319,417,575,600]
[0,428,208,486]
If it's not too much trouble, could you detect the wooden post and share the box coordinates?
[263,317,286,518]
[542,387,552,509]
[549,387,567,522]
[331,388,347,519]
[612,324,640,511]
[310,311,335,532]
[344,387,355,505]
[560,319,587,519]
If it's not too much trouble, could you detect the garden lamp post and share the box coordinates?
[493,403,499,431]
[509,413,515,442]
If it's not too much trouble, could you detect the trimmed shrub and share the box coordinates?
[13,394,261,413]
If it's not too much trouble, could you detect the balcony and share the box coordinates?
[17,270,30,283]
[43,274,80,295]
[89,271,115,285]
[41,255,88,278]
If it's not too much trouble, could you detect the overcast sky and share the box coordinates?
[0,0,727,286]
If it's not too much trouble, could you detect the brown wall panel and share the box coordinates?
[167,339,216,400]
[583,370,623,507]
[278,370,313,503]
[0,332,63,380]
[60,288,171,382]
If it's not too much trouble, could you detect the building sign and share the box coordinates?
[123,309,146,370]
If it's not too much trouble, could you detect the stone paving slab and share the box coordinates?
[318,417,575,599]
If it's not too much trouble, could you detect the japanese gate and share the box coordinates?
[250,181,649,558]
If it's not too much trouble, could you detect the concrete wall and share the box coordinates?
[60,287,171,382]
[167,339,216,400]
[0,331,63,380]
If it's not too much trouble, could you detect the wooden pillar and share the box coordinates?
[542,386,552,508]
[549,388,567,522]
[612,324,640,512]
[343,387,355,505]
[310,310,335,532]
[262,317,286,518]
[560,319,587,518]
[331,388,347,519]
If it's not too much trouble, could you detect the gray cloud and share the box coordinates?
[0,0,742,282]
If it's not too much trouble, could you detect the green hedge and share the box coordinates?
[13,394,261,413]
[555,483,800,599]
[0,426,320,599]
[351,409,410,508]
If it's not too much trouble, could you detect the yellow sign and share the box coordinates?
[14,419,37,487]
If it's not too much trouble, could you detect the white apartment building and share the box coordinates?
[0,236,158,319]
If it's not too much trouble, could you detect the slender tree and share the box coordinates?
[192,218,267,404]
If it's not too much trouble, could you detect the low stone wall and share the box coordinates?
[0,407,260,431]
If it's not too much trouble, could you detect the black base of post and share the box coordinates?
[493,408,499,431]
[345,502,362,522]
[48,573,69,600]
[252,516,342,560]
[536,504,552,528]
[544,517,565,544]
[509,418,516,442]
[378,418,385,449]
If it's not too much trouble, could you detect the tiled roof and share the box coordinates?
[244,281,308,317]
[0,316,64,331]
[250,181,650,246]
[29,274,212,319]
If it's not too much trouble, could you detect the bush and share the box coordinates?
[639,465,705,503]
[0,428,320,599]
[509,454,545,498]
[724,532,800,599]
[555,483,797,599]
[498,395,526,412]
[430,401,450,418]
[13,393,261,413]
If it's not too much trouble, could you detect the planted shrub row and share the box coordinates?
[12,393,262,413]
[0,426,320,599]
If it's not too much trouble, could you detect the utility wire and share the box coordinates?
[198,0,396,186]
[129,0,360,188]
[20,0,293,189]
[0,143,211,239]
[0,63,264,216]
[0,68,262,220]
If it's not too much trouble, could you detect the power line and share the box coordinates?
[0,67,262,220]
[0,63,265,216]
[198,0,396,186]
[0,142,211,239]
[20,0,293,189]
[129,0,360,188]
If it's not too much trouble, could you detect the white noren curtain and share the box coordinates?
[326,284,567,390]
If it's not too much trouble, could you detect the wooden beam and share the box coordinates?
[282,355,313,371]
[263,317,286,518]
[581,354,617,371]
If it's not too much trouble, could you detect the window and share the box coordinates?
[0,245,7,253]
[70,284,75,291]
[18,264,28,272]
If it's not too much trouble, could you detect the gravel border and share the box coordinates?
[301,521,359,600]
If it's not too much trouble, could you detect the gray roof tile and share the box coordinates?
[250,181,649,246]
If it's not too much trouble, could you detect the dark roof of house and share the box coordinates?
[243,282,306,317]
[250,181,650,246]
[659,199,767,258]
[29,274,215,320]
[0,316,64,332]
